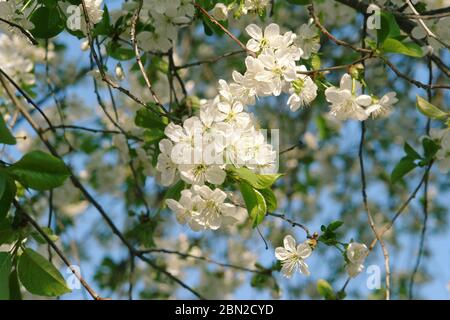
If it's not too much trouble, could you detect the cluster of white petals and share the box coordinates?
[134,0,195,52]
[166,185,246,231]
[0,33,50,88]
[430,128,450,173]
[325,73,398,121]
[242,23,318,111]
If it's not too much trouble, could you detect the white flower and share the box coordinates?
[190,185,239,230]
[166,189,204,231]
[365,92,398,119]
[137,31,172,52]
[245,23,284,53]
[296,22,320,59]
[156,139,178,186]
[254,49,297,96]
[178,163,226,185]
[244,0,270,13]
[275,235,312,278]
[431,128,450,173]
[211,3,229,21]
[345,242,368,278]
[83,0,104,25]
[325,73,372,121]
[287,66,318,111]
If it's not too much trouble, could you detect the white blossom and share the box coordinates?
[295,22,321,59]
[325,73,372,121]
[275,235,312,278]
[365,92,398,119]
[345,242,368,278]
[287,66,318,111]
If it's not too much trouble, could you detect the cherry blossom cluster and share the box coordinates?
[241,23,319,112]
[166,185,246,231]
[325,73,398,121]
[0,33,50,90]
[211,0,271,20]
[0,0,34,37]
[133,0,195,52]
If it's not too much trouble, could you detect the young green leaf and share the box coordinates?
[382,38,423,57]
[317,279,336,300]
[9,268,22,300]
[231,166,283,189]
[416,96,448,121]
[0,252,12,299]
[258,188,278,212]
[0,173,16,220]
[18,248,71,297]
[0,114,16,145]
[239,181,267,228]
[391,157,417,184]
[8,151,70,191]
[135,107,167,130]
[377,12,401,45]
[30,6,66,39]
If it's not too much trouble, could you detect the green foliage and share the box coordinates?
[30,6,66,39]
[381,38,423,57]
[230,166,283,189]
[318,220,343,246]
[0,172,17,220]
[8,151,70,191]
[416,96,449,121]
[18,248,71,297]
[0,252,13,299]
[239,181,267,227]
[0,113,16,145]
[135,106,168,131]
[377,12,401,45]
[317,279,336,300]
[391,140,438,184]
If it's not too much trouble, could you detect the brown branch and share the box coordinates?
[194,3,256,57]
[0,17,38,45]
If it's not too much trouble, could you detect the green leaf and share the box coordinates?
[30,6,66,39]
[9,268,22,300]
[231,166,283,189]
[328,220,343,231]
[93,5,111,36]
[0,218,17,245]
[8,151,70,191]
[0,172,16,220]
[317,279,336,300]
[106,41,135,61]
[422,138,439,161]
[377,12,401,45]
[404,143,422,160]
[258,188,277,212]
[143,128,165,144]
[382,38,423,57]
[18,248,71,297]
[239,181,267,228]
[391,157,417,184]
[0,113,16,145]
[135,107,167,131]
[0,252,12,299]
[416,96,448,121]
